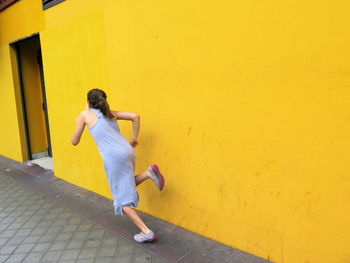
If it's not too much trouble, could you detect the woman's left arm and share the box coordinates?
[71,113,86,146]
[113,111,140,147]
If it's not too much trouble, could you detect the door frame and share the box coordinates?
[10,33,53,159]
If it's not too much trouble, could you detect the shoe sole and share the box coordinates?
[134,234,157,243]
[151,164,165,191]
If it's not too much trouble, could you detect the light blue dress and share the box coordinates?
[88,108,139,215]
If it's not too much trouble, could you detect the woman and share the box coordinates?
[71,89,164,243]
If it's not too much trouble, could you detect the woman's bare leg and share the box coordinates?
[122,206,150,234]
[135,170,152,186]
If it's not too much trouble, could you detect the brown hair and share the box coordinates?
[87,89,114,120]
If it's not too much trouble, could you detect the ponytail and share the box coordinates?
[99,97,114,120]
[87,89,115,120]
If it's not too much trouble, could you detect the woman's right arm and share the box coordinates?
[113,111,140,147]
[71,113,86,146]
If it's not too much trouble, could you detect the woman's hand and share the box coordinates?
[130,139,138,148]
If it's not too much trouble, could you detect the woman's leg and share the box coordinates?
[122,206,150,234]
[134,170,152,186]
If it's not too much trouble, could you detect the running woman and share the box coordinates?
[71,88,165,243]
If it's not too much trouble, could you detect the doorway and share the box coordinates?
[11,33,53,162]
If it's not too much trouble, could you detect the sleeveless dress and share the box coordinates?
[88,108,139,215]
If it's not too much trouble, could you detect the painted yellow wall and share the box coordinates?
[0,0,45,45]
[41,10,112,195]
[2,0,350,262]
[0,0,46,161]
[0,46,23,161]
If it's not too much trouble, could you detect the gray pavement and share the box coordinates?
[0,168,163,263]
[0,155,272,263]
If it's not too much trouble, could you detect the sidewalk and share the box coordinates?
[0,155,271,263]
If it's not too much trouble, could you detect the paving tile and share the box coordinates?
[45,226,62,235]
[41,250,63,261]
[30,214,45,222]
[6,236,25,246]
[61,225,78,233]
[116,239,135,255]
[48,241,69,251]
[78,247,98,259]
[94,257,114,263]
[113,254,132,263]
[43,214,57,221]
[0,255,9,263]
[59,249,80,260]
[52,219,68,226]
[101,237,119,247]
[84,238,102,248]
[35,209,51,216]
[71,231,89,240]
[7,222,25,230]
[22,221,39,228]
[38,234,57,243]
[21,202,35,207]
[0,229,17,238]
[96,246,116,257]
[13,243,35,254]
[76,258,94,263]
[37,220,53,228]
[151,256,169,263]
[41,203,55,209]
[0,244,18,255]
[66,239,85,249]
[31,242,51,252]
[30,227,48,236]
[51,207,65,214]
[0,219,10,227]
[14,228,32,237]
[133,246,150,256]
[5,253,27,263]
[103,230,117,238]
[77,224,92,232]
[0,217,16,224]
[91,224,104,231]
[55,233,73,242]
[14,217,30,224]
[117,244,134,255]
[67,217,82,225]
[134,254,152,263]
[58,212,72,220]
[88,229,105,239]
[0,238,9,246]
[22,252,44,263]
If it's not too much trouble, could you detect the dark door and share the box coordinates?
[12,34,52,160]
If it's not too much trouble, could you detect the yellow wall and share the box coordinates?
[0,0,45,161]
[2,0,350,262]
[0,46,23,161]
[0,0,45,45]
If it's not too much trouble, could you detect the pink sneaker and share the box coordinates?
[148,164,165,191]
